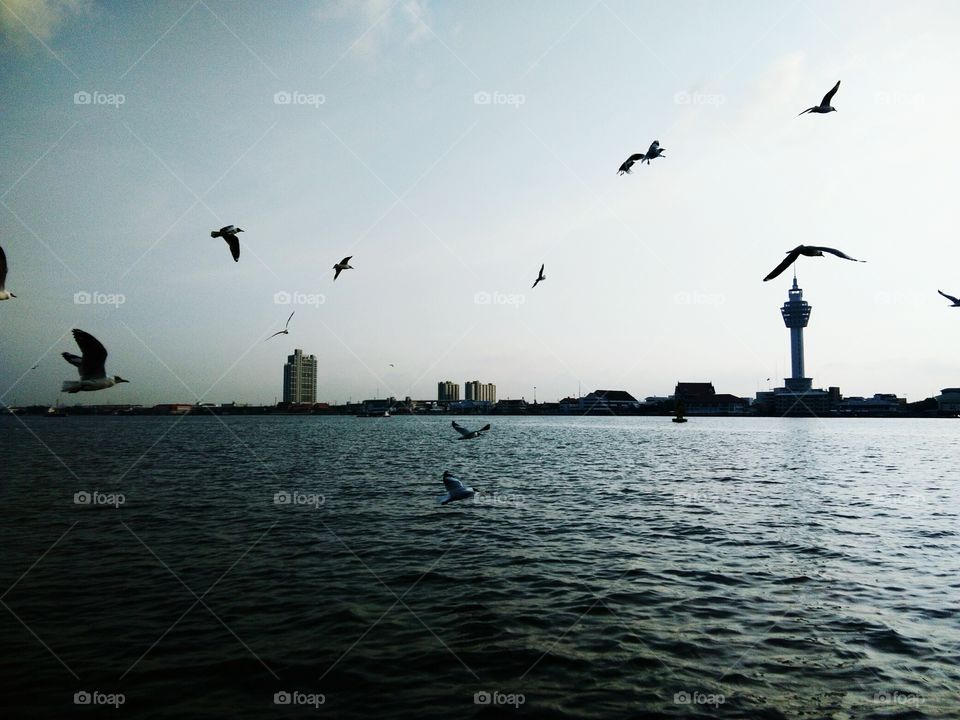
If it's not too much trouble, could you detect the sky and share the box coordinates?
[1,0,959,407]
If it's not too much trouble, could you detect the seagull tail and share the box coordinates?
[210,231,220,238]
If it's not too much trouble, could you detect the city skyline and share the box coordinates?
[2,2,960,407]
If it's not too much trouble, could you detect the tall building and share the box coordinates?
[766,277,839,416]
[283,349,317,404]
[437,381,460,402]
[780,276,812,392]
[464,380,496,404]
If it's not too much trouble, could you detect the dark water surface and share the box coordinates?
[1,415,959,719]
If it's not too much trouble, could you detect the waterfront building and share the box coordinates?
[464,381,497,404]
[937,388,960,413]
[283,349,317,404]
[438,381,460,402]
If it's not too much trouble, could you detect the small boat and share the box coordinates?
[46,404,67,417]
[356,410,390,418]
[672,400,687,423]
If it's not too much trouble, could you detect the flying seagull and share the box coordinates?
[61,329,129,393]
[938,290,960,307]
[333,256,353,280]
[763,245,864,282]
[436,471,479,505]
[0,245,14,300]
[798,80,840,116]
[618,141,665,174]
[266,311,295,340]
[211,225,243,262]
[451,420,491,440]
[532,263,546,288]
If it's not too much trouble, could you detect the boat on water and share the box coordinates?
[46,404,67,417]
[356,410,390,418]
[672,400,687,423]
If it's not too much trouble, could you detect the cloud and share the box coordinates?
[0,0,87,44]
[315,0,432,59]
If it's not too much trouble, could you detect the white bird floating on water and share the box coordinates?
[333,256,353,280]
[266,311,295,340]
[938,290,960,307]
[451,420,491,439]
[0,245,15,300]
[618,141,665,174]
[211,225,243,262]
[436,471,479,505]
[798,80,840,116]
[61,329,129,393]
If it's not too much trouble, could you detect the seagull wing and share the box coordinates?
[334,266,343,280]
[451,421,471,437]
[225,234,240,262]
[340,256,352,265]
[285,311,295,329]
[796,107,816,116]
[219,225,236,234]
[646,140,660,156]
[812,246,861,262]
[821,80,840,107]
[618,154,643,174]
[61,352,83,369]
[763,247,802,282]
[72,329,108,379]
[442,474,468,492]
[938,290,960,304]
[0,245,6,290]
[265,330,285,341]
[479,423,491,433]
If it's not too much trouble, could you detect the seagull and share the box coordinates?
[0,245,15,300]
[763,245,864,282]
[532,263,546,288]
[61,329,129,393]
[451,420,491,440]
[333,256,353,280]
[618,141,665,174]
[211,225,243,262]
[798,80,840,116]
[938,290,960,307]
[436,470,479,505]
[266,311,295,340]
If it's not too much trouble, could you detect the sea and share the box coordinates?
[1,414,958,719]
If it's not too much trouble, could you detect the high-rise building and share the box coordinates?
[780,276,812,392]
[438,381,460,402]
[465,380,496,404]
[283,349,317,404]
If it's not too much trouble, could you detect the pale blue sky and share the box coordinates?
[1,0,959,406]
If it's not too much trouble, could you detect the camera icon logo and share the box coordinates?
[74,691,92,704]
[674,691,690,704]
[473,691,491,705]
[473,91,491,105]
[74,491,92,505]
[274,491,292,505]
[274,91,291,105]
[74,291,92,304]
[273,291,292,305]
[473,291,491,305]
[273,690,291,704]
[74,91,91,105]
